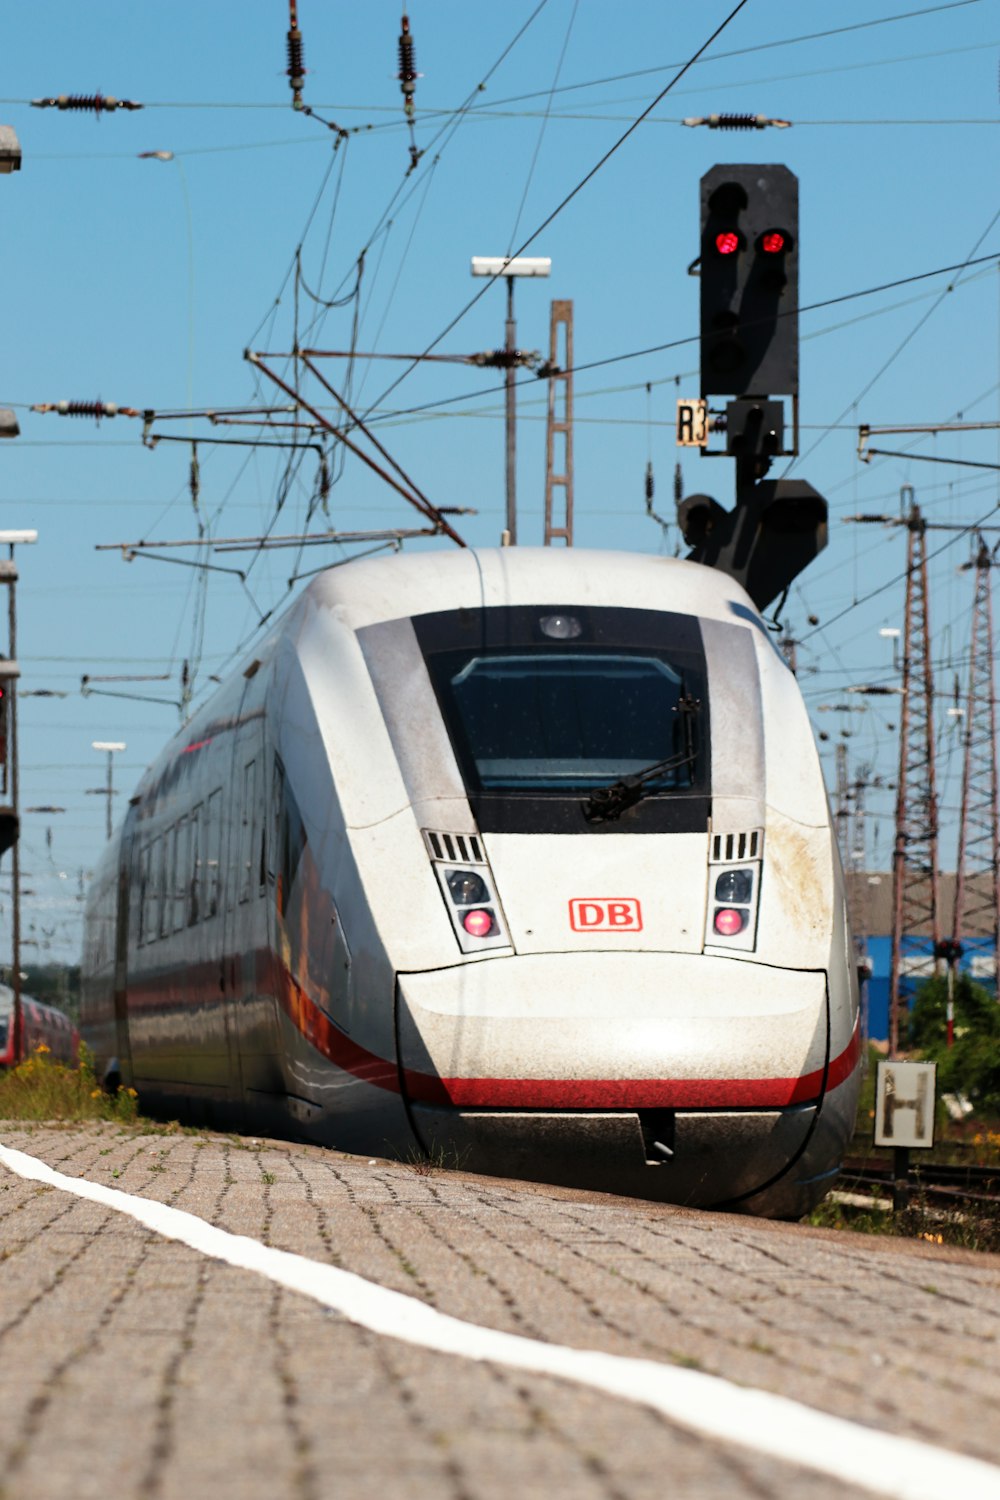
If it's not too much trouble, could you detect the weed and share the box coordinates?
[399,1139,470,1176]
[0,1043,139,1125]
[261,1170,276,1185]
[671,1352,703,1370]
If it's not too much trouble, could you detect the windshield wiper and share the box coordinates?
[582,691,700,824]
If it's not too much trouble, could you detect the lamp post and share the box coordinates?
[138,150,195,412]
[470,256,551,545]
[91,742,126,841]
[0,529,37,1066]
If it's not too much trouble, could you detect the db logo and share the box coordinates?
[568,898,643,933]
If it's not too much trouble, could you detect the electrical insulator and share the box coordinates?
[287,1,305,109]
[32,400,119,421]
[683,114,790,131]
[398,14,417,121]
[644,462,654,504]
[398,11,424,169]
[710,114,767,130]
[31,94,142,114]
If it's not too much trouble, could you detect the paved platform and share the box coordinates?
[0,1120,998,1500]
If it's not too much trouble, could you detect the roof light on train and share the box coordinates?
[539,613,582,640]
[447,869,488,905]
[462,908,495,938]
[713,907,747,937]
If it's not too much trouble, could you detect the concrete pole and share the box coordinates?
[105,751,114,841]
[8,552,20,1064]
[505,277,517,545]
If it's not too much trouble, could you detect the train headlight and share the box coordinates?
[705,834,763,952]
[425,834,512,953]
[715,869,752,903]
[462,908,495,938]
[447,869,488,905]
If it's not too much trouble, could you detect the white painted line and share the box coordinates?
[2,1140,997,1500]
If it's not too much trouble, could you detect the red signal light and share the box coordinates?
[463,908,495,938]
[714,230,741,256]
[760,230,787,254]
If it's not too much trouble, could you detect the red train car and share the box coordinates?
[0,984,79,1067]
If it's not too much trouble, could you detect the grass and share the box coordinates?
[0,1043,139,1125]
[807,1192,1000,1254]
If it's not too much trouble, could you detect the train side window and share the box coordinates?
[189,802,203,926]
[239,759,257,904]
[174,817,190,933]
[136,844,147,946]
[269,760,283,884]
[162,825,177,938]
[147,835,161,941]
[207,788,222,918]
[275,763,307,918]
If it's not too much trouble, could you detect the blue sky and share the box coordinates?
[0,1,997,961]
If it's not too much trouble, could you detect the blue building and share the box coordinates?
[849,873,998,1043]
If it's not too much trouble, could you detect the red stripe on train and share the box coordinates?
[271,959,861,1112]
[123,954,861,1112]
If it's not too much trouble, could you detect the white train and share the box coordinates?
[81,548,861,1217]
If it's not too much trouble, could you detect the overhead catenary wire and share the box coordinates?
[362,0,755,419]
[338,251,1000,431]
[8,0,980,118]
[784,205,1000,479]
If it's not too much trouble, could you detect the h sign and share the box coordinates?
[569,898,643,933]
[874,1061,936,1149]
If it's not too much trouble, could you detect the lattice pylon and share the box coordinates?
[543,300,574,546]
[889,504,940,1056]
[952,538,1000,988]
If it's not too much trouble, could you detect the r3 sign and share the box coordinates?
[676,398,708,447]
[569,898,643,933]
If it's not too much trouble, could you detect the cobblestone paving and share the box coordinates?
[1,1121,998,1500]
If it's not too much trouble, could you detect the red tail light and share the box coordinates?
[463,908,495,938]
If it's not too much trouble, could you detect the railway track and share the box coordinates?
[840,1156,1000,1208]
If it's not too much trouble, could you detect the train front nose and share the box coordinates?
[396,953,830,1208]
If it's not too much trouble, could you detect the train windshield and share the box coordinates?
[445,652,692,791]
[414,605,709,833]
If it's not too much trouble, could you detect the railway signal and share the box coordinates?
[699,163,798,401]
[678,164,825,610]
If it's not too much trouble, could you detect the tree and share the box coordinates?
[908,974,1000,1110]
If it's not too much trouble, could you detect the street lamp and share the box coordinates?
[879,626,902,672]
[0,125,22,174]
[471,255,551,545]
[91,741,126,841]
